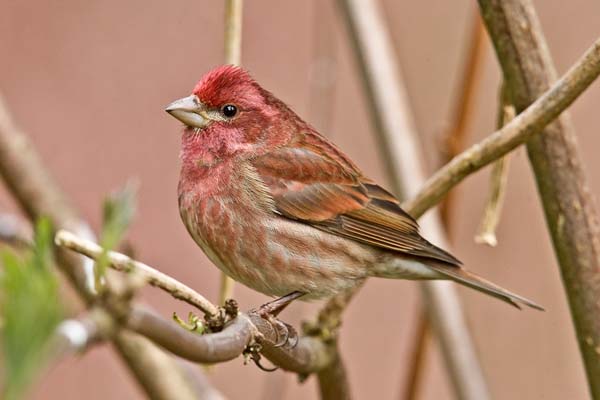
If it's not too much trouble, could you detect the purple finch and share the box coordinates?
[166,65,541,311]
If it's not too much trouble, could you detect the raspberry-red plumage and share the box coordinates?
[171,65,542,309]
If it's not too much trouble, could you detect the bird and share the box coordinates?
[165,65,542,329]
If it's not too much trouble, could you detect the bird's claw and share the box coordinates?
[254,306,298,349]
[270,317,298,349]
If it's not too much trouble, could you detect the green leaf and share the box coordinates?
[0,218,63,400]
[95,182,137,288]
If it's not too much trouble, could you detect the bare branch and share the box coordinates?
[219,0,244,307]
[336,1,491,399]
[405,36,600,218]
[51,309,113,357]
[474,155,510,247]
[127,306,334,373]
[56,229,335,373]
[224,0,243,66]
[475,90,516,247]
[55,229,219,317]
[0,93,211,400]
[317,349,352,400]
[478,1,600,397]
[440,12,488,228]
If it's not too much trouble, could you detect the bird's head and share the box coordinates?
[166,65,298,161]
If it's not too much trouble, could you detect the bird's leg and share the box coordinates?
[254,291,305,348]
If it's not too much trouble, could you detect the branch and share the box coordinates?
[440,12,488,229]
[336,1,490,399]
[219,0,244,306]
[0,93,209,400]
[56,229,335,373]
[474,87,515,247]
[478,1,600,398]
[405,36,600,218]
[405,11,487,400]
[55,230,219,317]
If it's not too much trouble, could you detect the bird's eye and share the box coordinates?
[221,104,238,118]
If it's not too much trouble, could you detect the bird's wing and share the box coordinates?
[252,136,461,266]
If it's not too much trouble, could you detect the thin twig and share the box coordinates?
[478,1,600,397]
[55,229,219,317]
[224,0,243,66]
[405,11,487,400]
[51,309,113,357]
[405,36,600,218]
[55,229,336,373]
[440,13,488,229]
[336,1,490,399]
[307,4,350,399]
[474,155,510,246]
[475,88,515,247]
[400,308,430,400]
[219,0,244,306]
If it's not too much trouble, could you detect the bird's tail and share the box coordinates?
[427,262,544,311]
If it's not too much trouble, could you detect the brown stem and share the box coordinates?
[400,309,430,400]
[405,11,487,399]
[475,89,515,247]
[478,1,600,397]
[440,12,488,229]
[317,347,352,400]
[219,0,244,306]
[405,36,600,218]
[335,0,491,399]
[126,305,335,373]
[57,229,336,373]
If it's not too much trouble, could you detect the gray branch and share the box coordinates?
[478,0,600,398]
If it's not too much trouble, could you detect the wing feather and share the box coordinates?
[252,133,460,266]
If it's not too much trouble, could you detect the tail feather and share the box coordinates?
[428,263,544,311]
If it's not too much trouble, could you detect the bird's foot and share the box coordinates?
[243,341,278,372]
[252,291,304,349]
[258,311,298,348]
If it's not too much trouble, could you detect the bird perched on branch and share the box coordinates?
[166,65,542,334]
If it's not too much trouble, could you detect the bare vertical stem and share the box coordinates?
[308,1,338,135]
[335,1,491,399]
[400,309,430,400]
[307,3,353,400]
[317,350,352,400]
[404,11,488,399]
[475,87,515,247]
[478,1,600,397]
[219,0,244,305]
[224,0,243,66]
[440,12,488,229]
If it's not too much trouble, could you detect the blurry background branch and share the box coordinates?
[219,0,244,307]
[478,0,600,398]
[474,86,515,247]
[439,13,488,231]
[404,11,488,399]
[334,1,491,399]
[0,94,214,400]
[405,35,600,218]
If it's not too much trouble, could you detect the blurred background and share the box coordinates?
[1,0,599,398]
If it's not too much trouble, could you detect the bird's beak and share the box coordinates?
[165,95,209,129]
